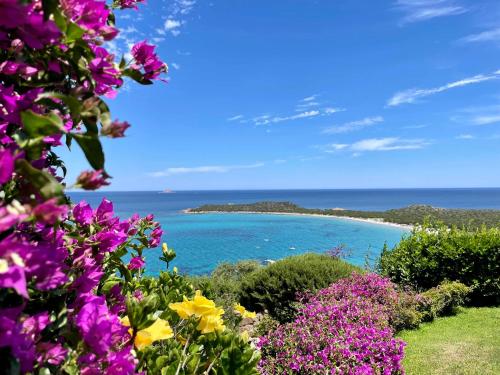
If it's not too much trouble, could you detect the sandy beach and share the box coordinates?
[183,209,413,230]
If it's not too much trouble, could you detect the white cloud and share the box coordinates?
[302,95,318,102]
[164,19,182,36]
[460,28,500,43]
[150,163,264,177]
[323,137,429,153]
[171,62,181,70]
[456,134,475,139]
[387,70,500,107]
[227,114,244,122]
[324,107,345,114]
[323,116,383,134]
[255,110,320,125]
[395,0,467,24]
[471,114,500,126]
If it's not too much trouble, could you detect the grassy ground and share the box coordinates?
[398,307,500,375]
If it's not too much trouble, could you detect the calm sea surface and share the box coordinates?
[68,189,500,274]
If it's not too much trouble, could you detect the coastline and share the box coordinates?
[182,209,413,230]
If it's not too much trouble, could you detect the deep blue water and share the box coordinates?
[68,189,500,274]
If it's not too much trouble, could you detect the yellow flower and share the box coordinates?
[169,291,226,334]
[234,303,257,319]
[240,330,250,342]
[197,310,225,334]
[162,243,168,252]
[121,317,173,350]
[169,290,218,318]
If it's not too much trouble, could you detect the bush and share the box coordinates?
[379,223,500,304]
[189,260,261,327]
[0,1,258,373]
[239,253,359,322]
[419,281,471,320]
[258,273,405,374]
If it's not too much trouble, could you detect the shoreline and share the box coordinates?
[182,209,413,230]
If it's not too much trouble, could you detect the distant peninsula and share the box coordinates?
[186,201,500,229]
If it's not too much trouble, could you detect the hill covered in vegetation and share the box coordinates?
[188,202,500,228]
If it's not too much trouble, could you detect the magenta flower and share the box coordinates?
[127,256,145,270]
[131,40,167,80]
[119,0,146,10]
[76,169,110,190]
[61,0,118,41]
[148,226,163,247]
[32,199,68,225]
[0,148,14,184]
[0,61,38,78]
[73,201,94,225]
[101,120,131,138]
[89,47,123,98]
[0,84,42,125]
[36,342,68,366]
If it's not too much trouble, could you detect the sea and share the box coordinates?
[68,188,500,275]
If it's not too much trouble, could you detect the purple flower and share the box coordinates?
[0,84,42,125]
[89,47,123,97]
[73,201,94,225]
[101,120,131,138]
[119,0,146,10]
[131,40,167,80]
[148,226,163,247]
[0,148,14,184]
[32,199,68,225]
[76,169,110,190]
[74,294,128,356]
[127,256,145,270]
[61,0,118,41]
[0,314,35,372]
[95,198,115,225]
[37,342,68,366]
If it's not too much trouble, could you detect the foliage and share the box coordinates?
[379,223,500,304]
[191,201,500,229]
[419,281,471,321]
[398,307,500,375]
[258,273,406,374]
[0,1,258,373]
[189,260,261,328]
[239,253,359,322]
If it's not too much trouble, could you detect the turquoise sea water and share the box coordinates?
[68,189,500,274]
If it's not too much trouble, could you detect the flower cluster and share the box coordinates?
[0,1,258,374]
[258,273,406,374]
[170,290,226,334]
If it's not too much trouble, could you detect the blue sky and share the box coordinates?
[63,0,500,190]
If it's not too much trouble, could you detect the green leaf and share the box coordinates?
[38,92,82,124]
[15,159,63,199]
[21,110,65,138]
[66,22,85,43]
[123,69,153,85]
[73,133,105,170]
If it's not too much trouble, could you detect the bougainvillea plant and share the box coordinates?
[258,273,406,374]
[0,0,259,373]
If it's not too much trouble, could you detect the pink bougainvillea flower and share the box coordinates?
[32,199,68,225]
[73,201,94,225]
[101,120,131,138]
[0,148,14,184]
[119,0,146,10]
[127,256,145,270]
[76,169,110,190]
[131,40,168,80]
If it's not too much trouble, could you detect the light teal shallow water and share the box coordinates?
[145,213,409,275]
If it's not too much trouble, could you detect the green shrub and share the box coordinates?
[379,223,500,304]
[239,253,359,322]
[420,281,471,320]
[189,260,262,327]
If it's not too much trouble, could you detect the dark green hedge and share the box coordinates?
[239,253,359,322]
[379,224,500,305]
